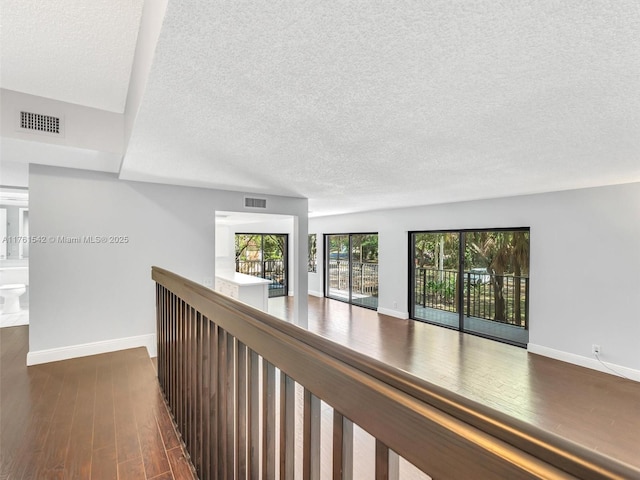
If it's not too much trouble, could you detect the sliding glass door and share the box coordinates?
[462,230,529,343]
[410,229,529,346]
[235,233,288,297]
[326,234,349,301]
[325,233,378,309]
[412,232,461,328]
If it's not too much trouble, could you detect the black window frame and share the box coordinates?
[408,227,530,347]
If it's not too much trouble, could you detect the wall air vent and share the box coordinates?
[18,111,64,136]
[244,196,267,209]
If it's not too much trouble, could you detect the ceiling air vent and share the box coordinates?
[18,111,63,136]
[244,196,267,209]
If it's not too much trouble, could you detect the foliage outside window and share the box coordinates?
[412,229,529,346]
[308,234,317,272]
[326,233,379,309]
[235,233,288,298]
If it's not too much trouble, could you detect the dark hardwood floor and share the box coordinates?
[2,296,639,478]
[271,296,640,471]
[0,325,196,480]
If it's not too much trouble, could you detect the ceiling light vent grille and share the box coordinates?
[244,197,267,209]
[19,111,62,135]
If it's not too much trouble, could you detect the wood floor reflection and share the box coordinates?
[0,325,196,480]
[270,295,640,471]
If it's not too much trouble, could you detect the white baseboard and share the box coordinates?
[308,290,324,298]
[377,307,409,320]
[528,343,640,382]
[27,333,157,366]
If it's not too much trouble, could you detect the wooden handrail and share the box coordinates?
[152,266,639,480]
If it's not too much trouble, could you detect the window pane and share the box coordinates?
[308,234,317,273]
[412,232,460,328]
[326,235,350,301]
[235,233,288,298]
[462,230,529,344]
[350,234,378,309]
[326,233,378,309]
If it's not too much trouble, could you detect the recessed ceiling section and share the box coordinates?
[0,0,144,113]
[1,89,126,169]
[1,138,122,175]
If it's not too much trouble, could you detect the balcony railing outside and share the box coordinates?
[415,267,529,327]
[328,260,379,297]
[236,259,286,297]
[153,266,636,480]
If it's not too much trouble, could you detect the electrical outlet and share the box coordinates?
[592,344,601,355]
[393,301,398,308]
[203,277,214,287]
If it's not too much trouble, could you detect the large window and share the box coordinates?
[235,234,288,298]
[325,233,378,309]
[308,234,317,273]
[410,229,529,346]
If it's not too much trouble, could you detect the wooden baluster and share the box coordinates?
[279,373,295,480]
[177,296,184,436]
[263,360,276,480]
[162,287,167,392]
[209,323,219,480]
[217,329,228,479]
[170,293,176,420]
[375,440,399,480]
[226,333,235,478]
[303,389,320,480]
[156,285,162,386]
[248,350,260,479]
[174,293,179,415]
[182,299,189,439]
[332,411,353,480]
[191,308,197,459]
[375,440,388,480]
[155,284,162,388]
[189,307,194,458]
[190,306,196,456]
[165,288,169,394]
[178,299,185,436]
[194,310,203,476]
[186,305,193,455]
[171,290,175,402]
[182,303,188,452]
[173,293,178,413]
[236,342,248,479]
[167,291,172,409]
[201,316,211,480]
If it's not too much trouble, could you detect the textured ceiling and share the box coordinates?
[0,0,144,113]
[121,1,640,215]
[4,1,639,216]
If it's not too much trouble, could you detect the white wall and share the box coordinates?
[0,160,29,187]
[310,183,640,378]
[28,165,307,364]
